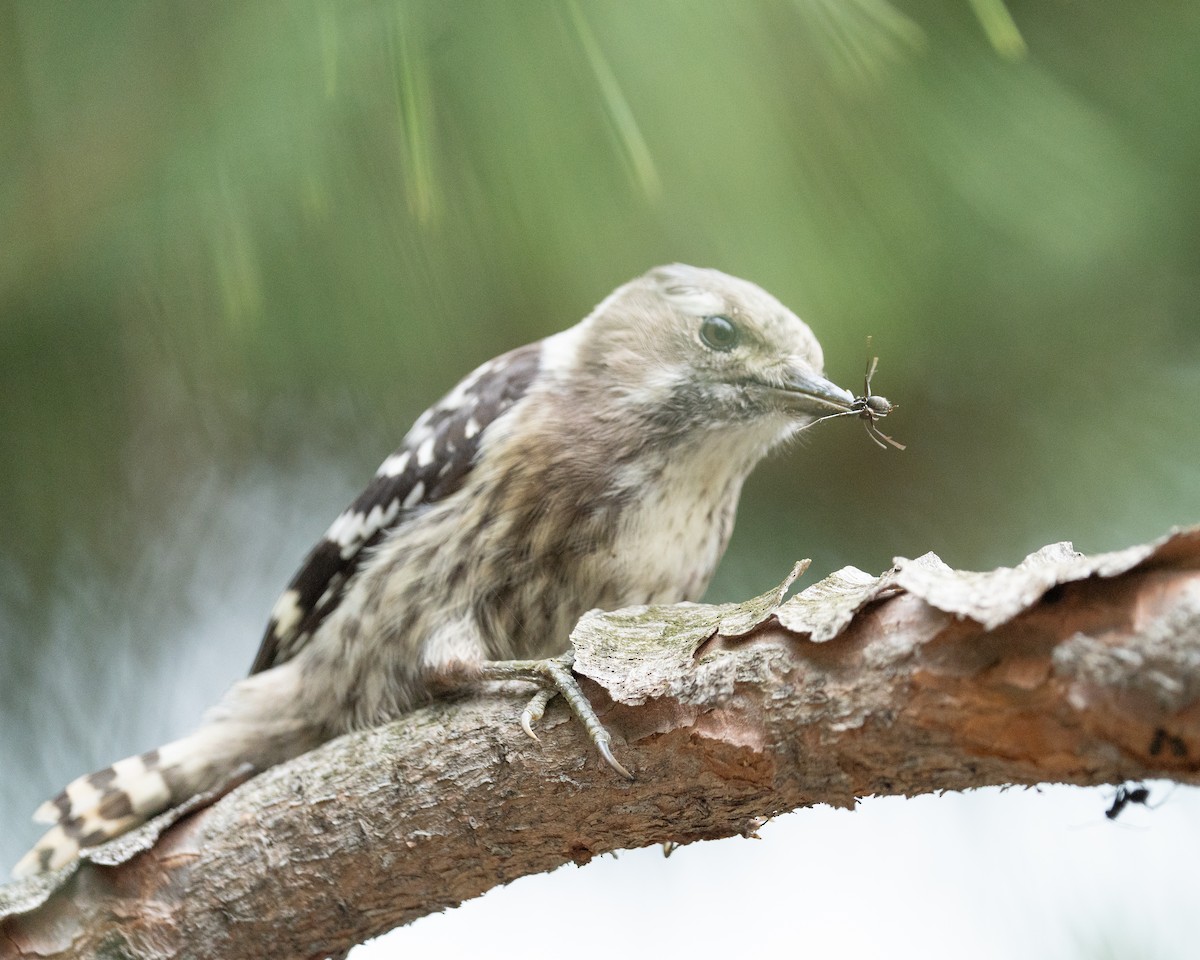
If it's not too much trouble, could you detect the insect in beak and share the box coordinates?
[809,340,906,451]
[853,354,905,450]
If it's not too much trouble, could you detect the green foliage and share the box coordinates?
[1,0,1198,588]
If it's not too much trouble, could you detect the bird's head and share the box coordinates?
[564,264,857,448]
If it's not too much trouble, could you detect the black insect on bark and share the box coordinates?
[1106,784,1151,820]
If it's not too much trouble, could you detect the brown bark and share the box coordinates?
[3,527,1200,959]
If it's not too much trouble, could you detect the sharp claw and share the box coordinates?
[520,687,556,741]
[596,734,634,781]
[520,710,541,742]
[478,653,632,780]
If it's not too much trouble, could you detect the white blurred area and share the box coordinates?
[357,784,1200,959]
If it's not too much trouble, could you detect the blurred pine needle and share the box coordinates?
[565,0,661,199]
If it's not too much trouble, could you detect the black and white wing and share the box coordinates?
[249,343,541,674]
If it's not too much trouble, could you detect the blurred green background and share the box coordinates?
[2,1,1198,956]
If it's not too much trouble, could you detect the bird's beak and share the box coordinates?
[778,368,856,416]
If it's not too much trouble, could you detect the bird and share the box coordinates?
[13,263,884,878]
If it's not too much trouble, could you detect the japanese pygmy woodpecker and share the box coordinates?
[15,263,883,877]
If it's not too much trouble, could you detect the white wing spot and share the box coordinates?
[412,408,434,432]
[326,510,366,550]
[464,417,481,439]
[416,435,436,467]
[361,501,400,547]
[403,480,426,508]
[378,451,411,477]
[327,498,401,557]
[441,381,470,411]
[270,589,304,637]
[364,502,385,532]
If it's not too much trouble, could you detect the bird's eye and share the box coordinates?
[699,315,739,352]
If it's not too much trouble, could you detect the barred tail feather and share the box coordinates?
[13,733,228,878]
[14,661,324,878]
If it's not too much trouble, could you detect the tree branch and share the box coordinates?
[4,527,1200,959]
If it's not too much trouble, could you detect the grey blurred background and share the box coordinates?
[2,1,1198,956]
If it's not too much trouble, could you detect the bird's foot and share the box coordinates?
[478,651,633,780]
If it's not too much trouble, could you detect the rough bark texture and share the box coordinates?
[4,527,1200,959]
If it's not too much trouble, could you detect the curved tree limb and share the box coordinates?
[3,527,1200,959]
